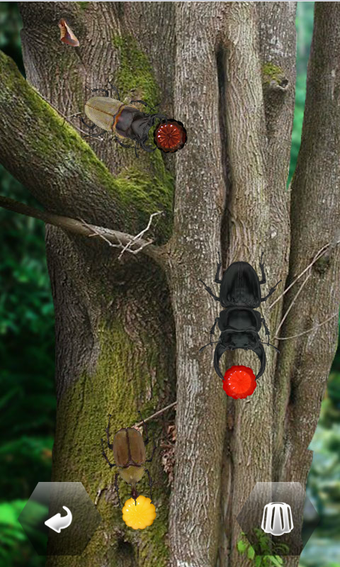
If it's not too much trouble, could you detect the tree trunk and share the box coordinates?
[0,2,339,566]
[19,3,176,566]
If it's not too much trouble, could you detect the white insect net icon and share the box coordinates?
[261,502,294,536]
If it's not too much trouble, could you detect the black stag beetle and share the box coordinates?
[199,253,281,380]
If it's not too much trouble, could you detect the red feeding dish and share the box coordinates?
[223,365,257,399]
[154,120,187,153]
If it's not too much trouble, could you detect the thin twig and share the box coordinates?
[80,212,161,260]
[95,486,107,506]
[274,312,338,341]
[134,401,177,428]
[274,272,311,336]
[79,217,123,248]
[118,211,163,260]
[269,241,337,310]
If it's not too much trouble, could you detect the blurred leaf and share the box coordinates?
[237,540,248,554]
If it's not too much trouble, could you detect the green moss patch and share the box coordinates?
[112,35,160,109]
[0,51,174,240]
[51,321,170,565]
[262,62,287,89]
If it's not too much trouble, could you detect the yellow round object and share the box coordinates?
[122,495,156,530]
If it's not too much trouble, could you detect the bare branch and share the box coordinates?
[275,312,338,341]
[0,195,166,267]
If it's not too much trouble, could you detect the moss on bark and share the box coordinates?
[0,50,174,238]
[262,62,287,89]
[47,320,170,567]
[112,35,160,108]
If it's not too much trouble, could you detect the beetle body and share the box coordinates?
[84,96,166,154]
[101,415,156,506]
[200,255,281,380]
[220,262,262,308]
[113,427,146,488]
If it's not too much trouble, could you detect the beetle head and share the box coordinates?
[131,486,139,506]
[131,115,156,144]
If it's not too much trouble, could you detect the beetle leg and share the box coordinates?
[81,117,96,130]
[106,82,120,100]
[259,252,266,284]
[146,435,157,463]
[261,279,282,302]
[140,140,157,153]
[129,99,149,107]
[114,472,122,508]
[138,410,149,445]
[252,343,266,380]
[199,339,220,352]
[101,438,116,468]
[80,117,106,138]
[199,279,220,302]
[214,252,223,283]
[214,343,228,380]
[114,137,133,149]
[261,317,270,342]
[210,317,219,337]
[260,340,280,353]
[153,114,168,123]
[129,101,164,115]
[91,87,110,97]
[105,414,113,450]
[144,469,153,502]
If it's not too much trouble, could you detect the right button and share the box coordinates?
[237,482,320,557]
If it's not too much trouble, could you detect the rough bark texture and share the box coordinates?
[18,3,176,566]
[167,5,228,566]
[1,2,340,567]
[273,6,340,566]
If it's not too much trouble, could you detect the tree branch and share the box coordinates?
[0,49,172,239]
[0,196,166,267]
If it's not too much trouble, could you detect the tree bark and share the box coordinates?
[18,3,176,566]
[167,4,228,566]
[273,5,340,565]
[0,2,339,567]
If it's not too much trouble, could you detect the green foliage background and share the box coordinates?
[0,3,338,566]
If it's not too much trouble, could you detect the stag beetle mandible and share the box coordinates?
[199,253,281,380]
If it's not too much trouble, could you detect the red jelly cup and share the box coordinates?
[223,365,257,399]
[154,120,187,153]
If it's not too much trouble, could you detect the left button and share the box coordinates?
[44,505,73,533]
[18,482,101,556]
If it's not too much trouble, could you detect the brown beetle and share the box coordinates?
[101,413,156,506]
